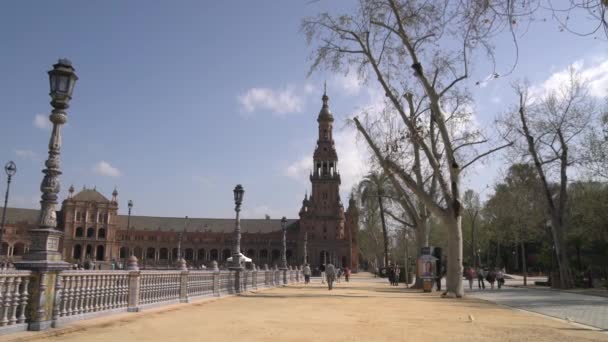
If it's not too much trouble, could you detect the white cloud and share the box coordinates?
[534,58,608,99]
[93,161,121,177]
[15,149,38,161]
[238,86,304,115]
[332,72,363,95]
[33,114,51,130]
[286,157,311,181]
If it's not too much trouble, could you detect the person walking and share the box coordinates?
[325,263,336,290]
[394,266,401,286]
[344,266,351,282]
[319,263,326,284]
[486,268,497,289]
[496,268,504,289]
[303,264,311,285]
[388,265,395,286]
[477,267,486,290]
[336,268,342,283]
[465,266,475,290]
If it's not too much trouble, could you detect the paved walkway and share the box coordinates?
[1,274,606,342]
[467,285,608,330]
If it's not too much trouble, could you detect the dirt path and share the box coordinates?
[2,274,607,342]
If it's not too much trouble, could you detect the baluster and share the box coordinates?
[110,274,117,309]
[84,275,91,313]
[104,275,112,310]
[63,276,71,317]
[82,275,91,313]
[9,276,20,325]
[72,276,80,315]
[52,274,62,325]
[2,277,14,326]
[92,274,98,312]
[96,275,103,312]
[17,275,29,324]
[77,275,84,315]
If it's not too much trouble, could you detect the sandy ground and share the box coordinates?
[2,274,607,342]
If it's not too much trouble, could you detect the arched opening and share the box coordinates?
[86,227,95,238]
[119,247,128,259]
[209,249,218,261]
[96,245,105,261]
[320,250,329,265]
[271,249,280,264]
[159,248,169,260]
[185,248,194,261]
[172,248,179,260]
[133,246,143,259]
[146,247,155,260]
[85,245,93,259]
[75,227,84,238]
[246,249,255,259]
[341,256,347,267]
[286,249,293,262]
[97,228,106,239]
[0,242,8,256]
[197,249,206,261]
[222,249,231,261]
[259,249,268,261]
[73,244,82,259]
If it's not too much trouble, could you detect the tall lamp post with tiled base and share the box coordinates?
[15,59,77,331]
[280,216,288,285]
[230,184,244,292]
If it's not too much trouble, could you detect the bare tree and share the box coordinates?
[502,68,597,288]
[303,0,512,297]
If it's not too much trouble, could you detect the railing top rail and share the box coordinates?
[140,270,183,275]
[60,270,131,276]
[0,270,33,276]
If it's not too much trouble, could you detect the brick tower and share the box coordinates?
[299,86,357,268]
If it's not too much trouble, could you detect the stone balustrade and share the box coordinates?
[0,271,31,333]
[0,265,303,335]
[54,271,130,325]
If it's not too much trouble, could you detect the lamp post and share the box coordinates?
[230,184,244,270]
[0,161,17,258]
[303,231,308,265]
[127,200,133,257]
[18,59,77,267]
[281,217,287,269]
[15,59,77,331]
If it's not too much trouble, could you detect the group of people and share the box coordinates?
[387,264,401,286]
[465,266,505,290]
[301,263,351,290]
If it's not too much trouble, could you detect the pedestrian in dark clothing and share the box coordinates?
[477,267,485,289]
[388,267,395,286]
[486,269,497,289]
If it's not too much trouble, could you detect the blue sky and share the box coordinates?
[0,1,606,219]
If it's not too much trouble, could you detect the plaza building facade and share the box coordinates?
[1,91,359,270]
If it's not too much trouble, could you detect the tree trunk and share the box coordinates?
[521,241,527,286]
[514,244,519,272]
[496,240,501,268]
[445,215,464,297]
[377,195,389,267]
[471,222,476,268]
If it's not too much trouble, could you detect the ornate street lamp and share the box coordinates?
[281,217,287,270]
[127,200,133,257]
[230,184,244,269]
[18,59,77,268]
[0,161,17,258]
